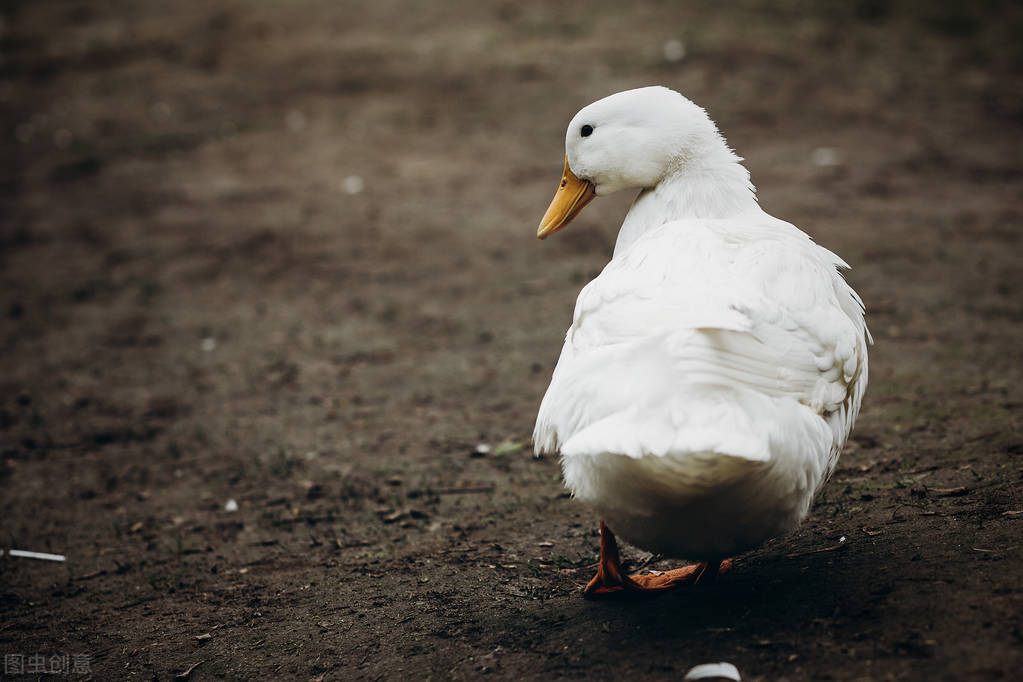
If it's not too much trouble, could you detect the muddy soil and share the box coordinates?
[1,1,1022,680]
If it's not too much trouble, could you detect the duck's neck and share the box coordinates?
[613,153,758,257]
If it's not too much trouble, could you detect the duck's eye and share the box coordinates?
[580,124,594,137]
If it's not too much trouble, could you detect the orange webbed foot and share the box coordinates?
[582,522,733,599]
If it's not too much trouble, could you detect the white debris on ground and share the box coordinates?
[224,499,239,512]
[662,38,686,63]
[683,662,742,681]
[342,175,365,195]
[811,146,842,167]
[5,549,67,562]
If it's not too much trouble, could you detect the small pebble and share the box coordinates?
[342,175,364,195]
[811,147,841,167]
[150,101,172,124]
[662,39,686,63]
[14,123,33,144]
[286,109,307,132]
[53,128,72,149]
[224,499,239,512]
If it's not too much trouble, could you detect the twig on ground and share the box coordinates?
[786,539,847,558]
[928,486,969,497]
[176,660,204,678]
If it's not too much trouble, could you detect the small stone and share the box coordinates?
[662,39,686,63]
[811,147,841,167]
[53,128,73,149]
[342,175,364,195]
[14,122,33,144]
[150,101,172,124]
[286,109,307,132]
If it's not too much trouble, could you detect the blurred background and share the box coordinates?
[1,1,1021,679]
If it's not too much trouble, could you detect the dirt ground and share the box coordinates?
[1,1,1022,679]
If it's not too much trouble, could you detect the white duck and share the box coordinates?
[533,87,869,597]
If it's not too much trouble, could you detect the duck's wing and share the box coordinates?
[533,215,869,462]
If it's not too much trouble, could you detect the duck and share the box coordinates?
[532,86,870,597]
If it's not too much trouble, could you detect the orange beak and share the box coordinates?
[537,156,597,239]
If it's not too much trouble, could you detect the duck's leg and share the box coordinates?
[583,521,732,599]
[582,521,632,596]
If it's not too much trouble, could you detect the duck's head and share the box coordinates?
[537,86,722,239]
